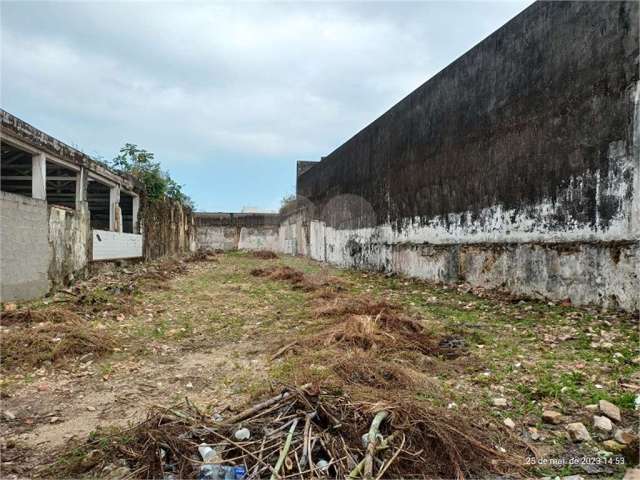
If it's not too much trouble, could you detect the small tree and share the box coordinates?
[279,194,297,214]
[110,143,193,208]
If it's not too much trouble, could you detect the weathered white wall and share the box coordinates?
[197,225,280,251]
[196,226,238,251]
[92,230,143,260]
[238,226,279,251]
[0,192,50,301]
[278,211,309,256]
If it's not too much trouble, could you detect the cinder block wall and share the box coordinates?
[290,1,640,310]
[0,192,92,301]
[0,192,50,301]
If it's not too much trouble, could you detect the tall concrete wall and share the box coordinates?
[195,213,280,251]
[0,192,50,301]
[293,1,639,310]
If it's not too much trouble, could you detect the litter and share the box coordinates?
[69,384,528,479]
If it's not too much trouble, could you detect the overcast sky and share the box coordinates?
[1,1,531,212]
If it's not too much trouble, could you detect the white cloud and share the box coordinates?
[1,0,531,209]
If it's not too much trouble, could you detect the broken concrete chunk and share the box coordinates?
[492,398,507,407]
[614,428,637,445]
[602,439,625,453]
[598,399,621,422]
[528,427,540,441]
[542,410,563,424]
[566,422,591,442]
[593,415,613,434]
[503,418,515,429]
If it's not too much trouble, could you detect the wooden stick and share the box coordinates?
[374,432,405,480]
[203,427,278,476]
[299,411,315,468]
[348,430,397,480]
[270,418,299,480]
[223,392,290,425]
[271,341,298,360]
[363,410,388,479]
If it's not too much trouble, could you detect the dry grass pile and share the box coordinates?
[186,249,219,262]
[251,265,345,294]
[313,295,398,317]
[332,351,415,389]
[251,250,279,259]
[1,320,114,371]
[0,306,84,327]
[54,385,526,480]
[311,312,442,355]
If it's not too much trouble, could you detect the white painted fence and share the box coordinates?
[92,229,143,260]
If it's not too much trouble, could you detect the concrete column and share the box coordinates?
[31,153,46,200]
[132,195,140,234]
[109,185,121,232]
[75,167,88,208]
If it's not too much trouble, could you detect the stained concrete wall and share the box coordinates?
[0,193,91,301]
[0,192,50,301]
[292,1,640,310]
[142,198,196,260]
[48,204,90,288]
[195,213,280,251]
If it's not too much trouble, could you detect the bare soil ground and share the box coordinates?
[1,252,638,479]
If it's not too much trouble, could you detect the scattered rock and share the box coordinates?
[528,427,540,441]
[3,411,16,420]
[503,418,515,429]
[623,468,640,480]
[602,440,625,453]
[104,466,131,480]
[593,415,613,434]
[49,416,60,424]
[598,399,621,422]
[3,303,17,312]
[614,429,637,445]
[86,406,96,412]
[492,398,507,407]
[585,404,598,412]
[566,422,591,442]
[80,449,102,470]
[542,410,563,425]
[561,476,584,480]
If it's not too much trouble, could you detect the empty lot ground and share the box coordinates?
[1,251,638,479]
